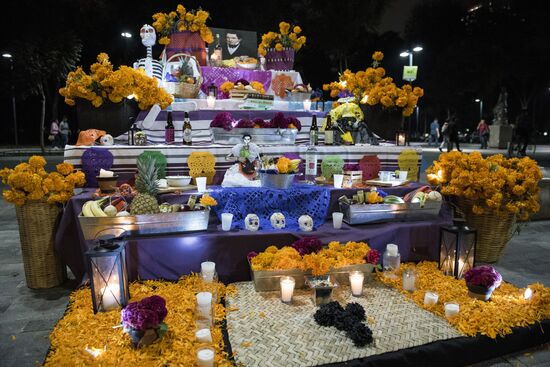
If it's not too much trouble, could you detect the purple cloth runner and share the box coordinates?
[200,66,272,98]
[54,184,450,285]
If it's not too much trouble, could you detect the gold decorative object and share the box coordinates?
[398,149,419,181]
[187,151,216,184]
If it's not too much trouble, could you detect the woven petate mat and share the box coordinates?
[226,281,462,367]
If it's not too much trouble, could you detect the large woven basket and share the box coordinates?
[162,53,202,99]
[454,198,516,263]
[15,202,65,288]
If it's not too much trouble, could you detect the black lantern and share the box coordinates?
[128,123,141,146]
[207,83,218,97]
[395,131,408,146]
[85,235,130,313]
[439,218,477,279]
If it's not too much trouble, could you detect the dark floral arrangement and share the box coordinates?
[291,237,323,256]
[247,251,258,262]
[343,163,360,171]
[314,301,373,347]
[464,265,503,289]
[121,295,168,331]
[210,112,302,131]
[365,248,381,265]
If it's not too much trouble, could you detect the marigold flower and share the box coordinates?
[293,26,302,34]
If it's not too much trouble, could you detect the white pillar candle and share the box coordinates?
[196,292,213,319]
[333,174,344,188]
[332,212,344,229]
[201,261,216,282]
[402,269,416,292]
[100,284,120,311]
[423,291,439,305]
[349,271,364,297]
[444,303,460,318]
[197,347,215,367]
[195,328,213,343]
[221,213,233,231]
[303,99,311,111]
[280,276,295,303]
[206,96,216,108]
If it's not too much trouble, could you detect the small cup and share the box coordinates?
[196,177,207,193]
[398,170,408,181]
[444,302,460,318]
[333,174,344,188]
[196,346,215,367]
[280,276,295,303]
[332,212,344,229]
[195,327,213,343]
[402,269,416,292]
[221,213,233,231]
[423,291,439,305]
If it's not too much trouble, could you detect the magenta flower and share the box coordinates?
[271,112,289,129]
[464,265,502,289]
[247,251,258,262]
[252,118,266,127]
[236,119,255,128]
[286,116,302,131]
[210,112,234,131]
[121,295,168,331]
[292,237,323,256]
[365,249,381,265]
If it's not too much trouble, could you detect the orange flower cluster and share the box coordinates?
[378,262,550,339]
[426,151,542,220]
[44,275,236,366]
[322,51,424,117]
[258,22,306,56]
[0,156,85,206]
[250,241,372,276]
[152,4,213,45]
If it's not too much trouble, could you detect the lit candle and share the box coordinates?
[100,284,120,311]
[402,269,416,292]
[280,276,295,303]
[444,302,460,318]
[524,287,533,300]
[196,292,213,321]
[424,291,439,305]
[195,328,213,343]
[197,347,215,367]
[349,271,364,297]
[201,261,216,282]
[206,95,216,108]
[303,99,311,111]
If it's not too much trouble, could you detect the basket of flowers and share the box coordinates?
[162,53,202,98]
[258,22,306,71]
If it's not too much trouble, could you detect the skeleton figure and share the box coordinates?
[270,212,286,229]
[226,134,261,175]
[298,215,314,232]
[244,214,260,231]
[133,24,163,80]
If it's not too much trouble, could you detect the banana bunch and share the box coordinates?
[288,159,301,172]
[82,199,109,217]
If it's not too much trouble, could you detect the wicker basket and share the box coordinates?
[454,198,516,263]
[162,53,202,99]
[15,202,64,288]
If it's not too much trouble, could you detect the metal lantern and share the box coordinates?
[128,123,141,146]
[439,218,477,279]
[85,235,130,313]
[395,130,408,146]
[207,83,218,97]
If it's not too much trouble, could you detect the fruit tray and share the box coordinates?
[339,200,442,225]
[78,209,210,240]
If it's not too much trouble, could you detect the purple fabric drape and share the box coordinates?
[200,66,272,98]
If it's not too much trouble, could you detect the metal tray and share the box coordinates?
[339,200,442,225]
[211,127,298,145]
[78,209,210,240]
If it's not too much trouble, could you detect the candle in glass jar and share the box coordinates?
[195,328,213,343]
[303,99,311,111]
[349,271,364,296]
[100,284,120,311]
[197,347,215,367]
[201,261,216,282]
[280,276,295,303]
[402,269,416,292]
[206,96,216,108]
[423,291,439,305]
[444,303,460,318]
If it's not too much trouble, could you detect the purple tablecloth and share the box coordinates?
[55,183,450,284]
[200,66,272,99]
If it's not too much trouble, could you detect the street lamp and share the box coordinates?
[400,45,423,67]
[121,32,132,38]
[3,52,17,145]
[121,32,133,64]
[475,99,483,121]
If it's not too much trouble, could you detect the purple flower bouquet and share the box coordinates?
[121,295,168,347]
[463,265,502,301]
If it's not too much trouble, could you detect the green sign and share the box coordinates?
[403,66,418,81]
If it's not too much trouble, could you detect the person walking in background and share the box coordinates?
[477,119,489,149]
[515,110,530,156]
[429,118,440,146]
[438,121,449,152]
[49,119,61,150]
[447,118,461,152]
[59,116,71,147]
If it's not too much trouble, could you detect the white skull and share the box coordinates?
[245,213,260,231]
[99,134,114,146]
[298,215,314,232]
[140,24,156,47]
[270,212,286,229]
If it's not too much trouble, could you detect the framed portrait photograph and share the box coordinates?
[208,28,258,60]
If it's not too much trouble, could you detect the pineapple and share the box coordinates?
[130,157,160,215]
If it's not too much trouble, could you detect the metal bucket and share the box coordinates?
[259,172,296,189]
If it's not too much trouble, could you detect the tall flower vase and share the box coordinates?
[265,47,295,71]
[454,198,516,263]
[165,31,207,66]
[15,202,65,288]
[76,99,139,138]
[359,104,404,141]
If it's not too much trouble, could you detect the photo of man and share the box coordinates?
[209,28,257,60]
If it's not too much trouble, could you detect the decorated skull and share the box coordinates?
[140,24,156,47]
[99,134,114,146]
[244,213,260,232]
[270,212,286,229]
[298,215,314,232]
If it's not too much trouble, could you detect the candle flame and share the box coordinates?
[524,287,533,300]
[84,345,106,358]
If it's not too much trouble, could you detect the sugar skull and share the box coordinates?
[298,215,314,232]
[245,213,260,232]
[140,24,156,48]
[99,134,114,146]
[270,212,286,229]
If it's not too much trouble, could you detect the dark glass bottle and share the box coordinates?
[309,115,319,146]
[324,115,334,145]
[165,112,175,144]
[182,111,192,146]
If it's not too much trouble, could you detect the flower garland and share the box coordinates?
[426,151,542,220]
[249,240,380,276]
[378,262,550,339]
[258,22,306,56]
[152,4,213,45]
[322,51,424,117]
[314,301,374,347]
[44,275,237,366]
[59,53,173,110]
[0,156,85,206]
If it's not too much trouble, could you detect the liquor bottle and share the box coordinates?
[212,34,222,67]
[304,144,318,184]
[324,114,334,145]
[309,114,319,146]
[182,111,193,146]
[165,111,175,144]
